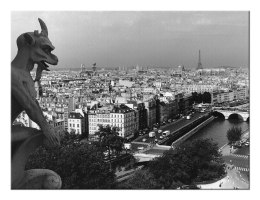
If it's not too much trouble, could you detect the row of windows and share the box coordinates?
[68,119,80,122]
[89,113,135,118]
[69,123,80,128]
[89,117,135,122]
[111,114,123,118]
[97,119,110,122]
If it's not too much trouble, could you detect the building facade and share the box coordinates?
[68,111,87,135]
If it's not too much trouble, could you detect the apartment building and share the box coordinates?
[68,109,87,135]
[88,104,138,139]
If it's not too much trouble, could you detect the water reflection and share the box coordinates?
[189,118,249,147]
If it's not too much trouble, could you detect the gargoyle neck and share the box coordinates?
[11,50,35,71]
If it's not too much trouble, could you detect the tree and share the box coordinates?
[148,139,225,188]
[95,125,124,157]
[202,92,212,104]
[95,125,124,171]
[133,130,139,139]
[26,132,116,189]
[192,92,198,104]
[117,169,160,189]
[227,126,242,144]
[197,93,203,103]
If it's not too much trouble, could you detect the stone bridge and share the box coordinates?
[213,109,249,121]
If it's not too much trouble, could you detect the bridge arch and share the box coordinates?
[213,110,249,121]
[212,111,225,119]
[228,113,244,121]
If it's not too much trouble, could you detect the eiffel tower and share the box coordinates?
[197,50,203,70]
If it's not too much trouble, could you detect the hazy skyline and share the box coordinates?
[11,11,249,69]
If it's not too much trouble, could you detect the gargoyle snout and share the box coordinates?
[50,54,58,65]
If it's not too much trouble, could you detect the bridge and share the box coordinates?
[213,108,249,121]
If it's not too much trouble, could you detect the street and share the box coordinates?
[199,139,249,189]
[199,164,249,189]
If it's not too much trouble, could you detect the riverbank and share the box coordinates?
[219,128,249,156]
[189,118,249,149]
[198,129,250,189]
[198,163,249,189]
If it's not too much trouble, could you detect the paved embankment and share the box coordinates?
[199,129,250,189]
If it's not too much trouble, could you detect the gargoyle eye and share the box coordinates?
[42,45,53,53]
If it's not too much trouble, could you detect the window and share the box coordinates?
[77,124,79,128]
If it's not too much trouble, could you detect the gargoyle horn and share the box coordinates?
[38,18,48,36]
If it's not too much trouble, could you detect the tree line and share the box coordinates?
[26,126,225,189]
[191,92,212,104]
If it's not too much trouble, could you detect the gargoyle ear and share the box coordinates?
[23,33,35,46]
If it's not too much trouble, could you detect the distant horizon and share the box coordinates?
[46,65,248,72]
[12,11,249,69]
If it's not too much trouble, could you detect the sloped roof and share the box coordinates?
[69,112,84,119]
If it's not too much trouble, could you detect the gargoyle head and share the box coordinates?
[16,18,58,69]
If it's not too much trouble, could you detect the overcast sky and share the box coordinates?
[11,11,249,69]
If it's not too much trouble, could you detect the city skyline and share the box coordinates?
[11,11,249,69]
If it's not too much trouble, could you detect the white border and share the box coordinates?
[1,0,259,200]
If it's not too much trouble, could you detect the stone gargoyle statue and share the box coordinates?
[11,18,61,189]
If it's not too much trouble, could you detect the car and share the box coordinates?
[149,132,156,138]
[124,143,131,150]
[234,144,242,148]
[158,129,163,133]
[159,136,164,139]
[162,130,170,137]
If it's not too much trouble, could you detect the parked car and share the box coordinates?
[158,129,163,134]
[124,143,131,150]
[162,130,170,137]
[137,146,144,150]
[149,131,156,138]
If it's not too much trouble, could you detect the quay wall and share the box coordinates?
[171,116,215,148]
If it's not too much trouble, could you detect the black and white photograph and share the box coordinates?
[7,1,253,193]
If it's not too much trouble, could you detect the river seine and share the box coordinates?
[188,118,249,148]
